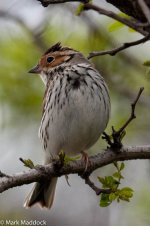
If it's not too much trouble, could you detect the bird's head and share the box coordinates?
[28,42,80,75]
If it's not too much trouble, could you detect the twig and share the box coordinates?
[105,0,150,28]
[138,0,150,23]
[80,175,111,195]
[83,3,148,36]
[116,87,144,135]
[0,145,150,193]
[102,87,144,148]
[88,34,150,59]
[0,171,10,178]
[36,1,148,35]
[136,21,150,27]
[37,0,88,7]
[64,4,145,72]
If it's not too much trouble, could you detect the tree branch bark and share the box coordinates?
[138,0,150,23]
[37,0,88,7]
[106,0,150,23]
[36,0,150,35]
[88,33,150,58]
[0,145,150,194]
[83,3,148,36]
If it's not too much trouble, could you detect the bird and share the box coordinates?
[24,42,110,209]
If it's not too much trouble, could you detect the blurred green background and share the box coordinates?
[0,0,150,226]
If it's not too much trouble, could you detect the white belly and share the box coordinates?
[39,82,110,161]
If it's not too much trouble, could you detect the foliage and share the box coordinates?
[99,162,133,207]
[143,60,150,75]
[0,36,43,122]
[108,13,132,32]
[19,158,35,169]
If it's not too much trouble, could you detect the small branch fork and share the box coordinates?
[116,87,144,136]
[88,34,150,59]
[80,174,111,195]
[103,87,144,149]
[82,87,144,194]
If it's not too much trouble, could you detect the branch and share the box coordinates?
[37,0,88,7]
[138,0,150,23]
[0,146,150,194]
[36,0,149,35]
[88,34,150,59]
[106,0,150,22]
[81,175,111,195]
[116,87,144,135]
[103,87,144,149]
[83,3,148,36]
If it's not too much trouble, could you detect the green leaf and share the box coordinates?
[105,176,114,186]
[147,70,150,75]
[75,3,85,16]
[100,194,111,207]
[120,162,125,171]
[75,0,93,16]
[108,12,131,32]
[100,201,111,207]
[104,176,119,189]
[113,172,122,179]
[128,27,136,32]
[20,158,34,169]
[113,161,119,170]
[58,151,80,164]
[118,196,130,202]
[143,60,150,67]
[98,176,105,185]
[118,187,134,201]
[64,155,80,164]
[120,187,134,193]
[108,21,125,32]
[109,193,117,201]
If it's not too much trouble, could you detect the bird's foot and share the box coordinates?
[81,151,91,173]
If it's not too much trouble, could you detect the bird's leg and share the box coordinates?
[81,151,91,172]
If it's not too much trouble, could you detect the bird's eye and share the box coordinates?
[47,56,54,63]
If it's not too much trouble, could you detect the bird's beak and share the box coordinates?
[28,64,42,74]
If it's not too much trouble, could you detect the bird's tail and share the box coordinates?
[24,177,57,209]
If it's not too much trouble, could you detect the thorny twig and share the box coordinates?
[102,87,144,149]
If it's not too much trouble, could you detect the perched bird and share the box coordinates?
[24,42,110,209]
